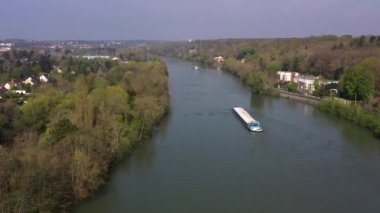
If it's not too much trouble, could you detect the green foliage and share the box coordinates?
[237,44,256,59]
[0,57,170,211]
[339,65,374,101]
[287,82,298,92]
[249,72,264,94]
[21,90,65,131]
[319,100,380,137]
[46,118,78,142]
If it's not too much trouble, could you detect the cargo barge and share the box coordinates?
[233,107,263,132]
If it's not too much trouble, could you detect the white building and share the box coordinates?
[39,74,49,83]
[0,43,12,47]
[0,47,11,52]
[277,71,299,82]
[23,77,36,85]
[295,75,319,94]
[4,83,12,90]
[11,90,27,95]
[81,55,110,60]
[213,56,225,63]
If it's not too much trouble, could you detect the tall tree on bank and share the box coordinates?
[339,65,374,101]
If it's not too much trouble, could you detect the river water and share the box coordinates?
[75,58,380,212]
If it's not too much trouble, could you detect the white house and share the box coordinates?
[277,71,299,82]
[4,83,13,90]
[23,77,36,85]
[295,75,319,94]
[39,74,49,83]
[0,47,11,53]
[213,56,225,63]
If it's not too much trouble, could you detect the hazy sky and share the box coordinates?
[1,0,379,40]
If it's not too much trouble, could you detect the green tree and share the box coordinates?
[248,72,264,94]
[287,82,298,92]
[237,45,256,59]
[47,118,78,142]
[339,65,374,101]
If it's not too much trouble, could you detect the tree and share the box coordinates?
[48,118,78,142]
[74,75,89,128]
[339,65,374,101]
[237,45,256,59]
[248,72,264,94]
[287,82,298,93]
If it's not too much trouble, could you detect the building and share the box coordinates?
[0,47,11,53]
[11,90,27,95]
[321,80,339,86]
[23,77,39,85]
[277,71,299,82]
[213,56,225,63]
[0,43,12,47]
[295,75,319,94]
[39,74,49,83]
[79,55,111,60]
[4,83,12,90]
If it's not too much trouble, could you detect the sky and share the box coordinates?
[0,0,379,40]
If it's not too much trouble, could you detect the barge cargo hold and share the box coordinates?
[233,107,263,132]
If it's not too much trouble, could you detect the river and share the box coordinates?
[75,58,380,212]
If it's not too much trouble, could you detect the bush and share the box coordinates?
[287,82,298,92]
[248,72,264,94]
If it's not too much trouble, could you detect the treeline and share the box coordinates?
[152,35,380,101]
[0,56,169,211]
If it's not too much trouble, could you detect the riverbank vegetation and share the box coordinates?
[0,50,169,211]
[152,35,380,102]
[319,99,380,137]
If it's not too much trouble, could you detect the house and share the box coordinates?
[53,66,63,73]
[295,75,319,94]
[189,50,197,55]
[11,80,21,87]
[39,74,49,83]
[4,80,21,90]
[213,56,225,63]
[0,47,11,53]
[4,83,12,90]
[23,77,39,85]
[277,71,299,82]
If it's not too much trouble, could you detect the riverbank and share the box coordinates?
[319,99,380,138]
[279,90,321,105]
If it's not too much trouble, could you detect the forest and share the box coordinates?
[0,50,169,212]
[152,35,380,106]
